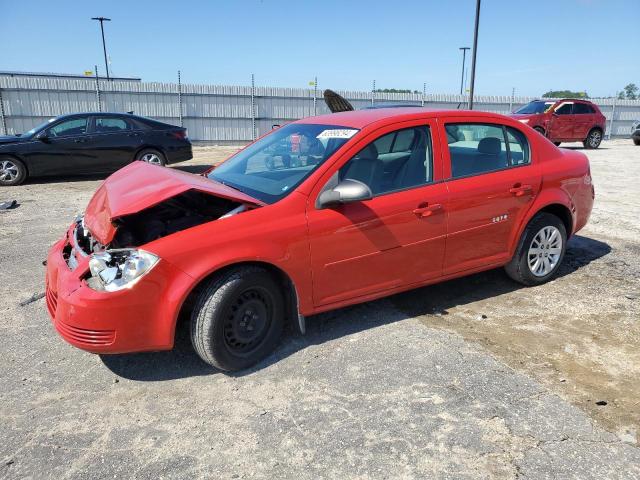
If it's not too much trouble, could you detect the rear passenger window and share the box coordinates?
[95,117,131,132]
[446,124,530,178]
[573,103,594,114]
[340,126,433,195]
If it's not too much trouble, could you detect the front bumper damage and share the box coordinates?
[45,222,194,354]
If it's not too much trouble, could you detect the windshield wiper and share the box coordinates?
[217,179,246,194]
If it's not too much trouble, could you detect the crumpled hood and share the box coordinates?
[84,161,264,245]
[0,135,24,145]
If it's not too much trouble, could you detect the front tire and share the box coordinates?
[553,142,561,146]
[533,126,546,137]
[583,128,602,149]
[136,149,166,166]
[0,157,27,186]
[190,266,284,371]
[505,213,567,286]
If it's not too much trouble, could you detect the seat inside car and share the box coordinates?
[341,144,383,194]
[391,128,430,189]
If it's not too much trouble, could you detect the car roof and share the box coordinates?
[532,98,594,104]
[52,112,145,120]
[295,108,511,129]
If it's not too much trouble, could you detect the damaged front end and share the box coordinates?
[64,189,254,291]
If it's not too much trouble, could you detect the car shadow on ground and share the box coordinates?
[100,235,611,381]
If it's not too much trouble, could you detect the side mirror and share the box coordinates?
[36,131,50,142]
[317,179,373,208]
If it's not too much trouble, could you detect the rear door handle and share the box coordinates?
[412,203,443,218]
[74,139,87,143]
[509,184,533,197]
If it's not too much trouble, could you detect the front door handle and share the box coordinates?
[74,138,87,143]
[413,203,443,218]
[509,183,533,197]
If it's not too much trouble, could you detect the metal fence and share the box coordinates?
[1,74,638,143]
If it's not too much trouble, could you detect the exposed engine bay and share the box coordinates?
[74,190,248,256]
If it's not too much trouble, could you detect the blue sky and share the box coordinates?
[1,0,637,97]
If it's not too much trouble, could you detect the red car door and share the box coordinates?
[572,102,594,139]
[306,120,448,307]
[441,120,541,275]
[547,102,576,140]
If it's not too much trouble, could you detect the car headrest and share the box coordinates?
[354,143,378,161]
[478,137,501,155]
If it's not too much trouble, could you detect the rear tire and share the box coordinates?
[136,149,166,166]
[190,266,284,371]
[583,128,602,149]
[0,157,27,186]
[553,142,561,146]
[505,213,567,286]
[633,138,640,146]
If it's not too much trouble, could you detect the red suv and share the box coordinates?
[510,99,606,149]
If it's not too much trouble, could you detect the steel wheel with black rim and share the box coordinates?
[190,266,285,371]
[583,128,602,149]
[505,212,567,286]
[0,157,27,186]
[136,149,166,166]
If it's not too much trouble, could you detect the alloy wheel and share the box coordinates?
[140,153,162,165]
[588,130,601,148]
[527,226,563,277]
[0,160,19,183]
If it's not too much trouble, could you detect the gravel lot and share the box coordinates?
[1,140,639,479]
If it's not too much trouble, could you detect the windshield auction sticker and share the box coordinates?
[316,129,358,139]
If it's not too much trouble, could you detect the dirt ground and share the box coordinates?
[1,139,639,479]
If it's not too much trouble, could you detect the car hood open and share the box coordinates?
[84,161,265,245]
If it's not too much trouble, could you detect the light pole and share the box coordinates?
[467,0,481,109]
[459,47,470,95]
[91,17,111,81]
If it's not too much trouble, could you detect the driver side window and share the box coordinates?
[339,126,433,196]
[554,103,573,115]
[48,118,88,137]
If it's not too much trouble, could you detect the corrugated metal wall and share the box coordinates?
[1,75,638,142]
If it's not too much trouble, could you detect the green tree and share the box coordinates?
[623,83,638,100]
[542,90,589,99]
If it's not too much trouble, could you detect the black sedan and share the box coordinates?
[632,120,640,146]
[0,113,192,186]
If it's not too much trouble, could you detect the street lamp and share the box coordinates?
[459,47,470,95]
[468,0,481,109]
[91,17,111,81]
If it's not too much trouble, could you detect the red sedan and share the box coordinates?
[45,108,594,371]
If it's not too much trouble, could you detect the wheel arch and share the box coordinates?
[510,191,575,259]
[174,260,304,341]
[133,145,167,162]
[0,153,29,177]
[536,203,573,237]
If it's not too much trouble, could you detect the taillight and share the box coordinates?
[171,130,187,140]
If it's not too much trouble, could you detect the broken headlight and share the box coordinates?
[86,249,159,292]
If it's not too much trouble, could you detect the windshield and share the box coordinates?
[208,123,358,204]
[24,118,56,136]
[514,101,554,114]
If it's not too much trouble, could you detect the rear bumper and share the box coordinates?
[45,233,194,354]
[166,143,193,164]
